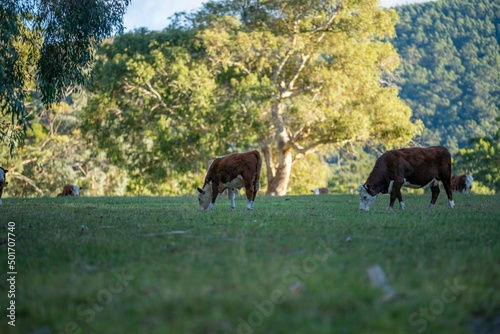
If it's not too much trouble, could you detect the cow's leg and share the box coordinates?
[209,183,218,210]
[251,176,259,201]
[428,180,440,209]
[441,178,455,209]
[396,188,405,210]
[227,188,236,210]
[388,181,403,211]
[243,178,255,210]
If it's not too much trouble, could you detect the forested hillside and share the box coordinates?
[393,0,499,152]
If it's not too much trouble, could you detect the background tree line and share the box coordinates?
[2,0,499,197]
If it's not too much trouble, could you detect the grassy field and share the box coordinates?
[0,193,499,334]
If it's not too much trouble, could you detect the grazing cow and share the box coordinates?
[0,167,8,205]
[57,185,82,196]
[358,146,454,211]
[451,174,473,194]
[197,150,262,210]
[312,187,329,195]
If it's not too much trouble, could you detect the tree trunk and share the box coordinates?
[264,100,293,196]
[266,147,292,195]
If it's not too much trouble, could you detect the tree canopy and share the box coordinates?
[0,0,130,150]
[84,0,421,195]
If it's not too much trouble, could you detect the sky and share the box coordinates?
[123,0,435,32]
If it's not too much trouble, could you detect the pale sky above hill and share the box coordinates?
[124,0,435,32]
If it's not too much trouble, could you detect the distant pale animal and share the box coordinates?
[58,185,82,196]
[358,146,454,211]
[451,174,473,194]
[312,187,329,195]
[0,167,9,205]
[197,150,262,210]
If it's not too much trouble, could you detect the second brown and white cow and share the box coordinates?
[451,174,473,194]
[57,185,82,196]
[358,146,455,211]
[197,150,262,210]
[312,187,329,195]
[0,167,8,205]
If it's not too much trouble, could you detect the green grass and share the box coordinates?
[1,193,499,334]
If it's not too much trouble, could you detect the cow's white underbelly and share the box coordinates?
[222,175,245,190]
[402,178,424,189]
[389,178,438,192]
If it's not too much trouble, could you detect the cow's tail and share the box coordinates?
[254,150,262,194]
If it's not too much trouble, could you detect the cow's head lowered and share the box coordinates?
[464,175,473,194]
[0,167,8,185]
[71,185,81,196]
[197,182,213,211]
[0,167,8,206]
[358,184,378,211]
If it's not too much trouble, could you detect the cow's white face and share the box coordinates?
[0,167,7,183]
[72,185,80,196]
[464,175,473,194]
[358,184,377,211]
[197,182,213,211]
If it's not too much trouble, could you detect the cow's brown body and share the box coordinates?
[358,146,454,210]
[197,150,262,210]
[0,167,8,205]
[57,185,82,196]
[451,174,473,194]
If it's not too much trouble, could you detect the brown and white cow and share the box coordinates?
[451,174,473,194]
[57,184,82,196]
[358,146,454,211]
[0,167,8,205]
[312,187,329,195]
[197,150,262,210]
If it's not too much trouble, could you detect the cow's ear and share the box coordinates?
[197,187,205,194]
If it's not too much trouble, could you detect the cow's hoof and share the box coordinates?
[427,203,436,210]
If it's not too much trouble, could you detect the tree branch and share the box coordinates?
[10,171,44,196]
[310,0,345,35]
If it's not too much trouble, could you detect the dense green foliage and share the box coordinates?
[454,118,500,191]
[3,0,500,196]
[0,0,129,150]
[1,195,499,333]
[393,0,500,152]
[82,29,222,194]
[0,93,128,197]
[84,0,420,195]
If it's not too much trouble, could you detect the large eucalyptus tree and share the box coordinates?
[193,0,421,194]
[85,0,421,195]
